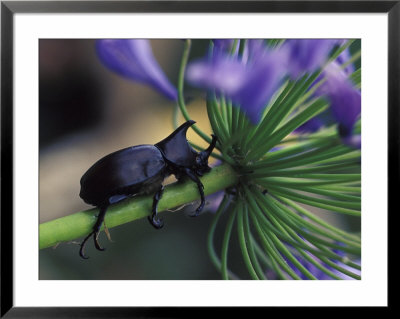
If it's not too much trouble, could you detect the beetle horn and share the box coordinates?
[155,120,197,166]
[200,134,218,160]
[156,120,195,148]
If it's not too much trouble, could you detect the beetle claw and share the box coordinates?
[79,231,94,259]
[79,249,89,260]
[148,216,164,229]
[189,207,203,218]
[79,246,90,259]
[94,232,105,251]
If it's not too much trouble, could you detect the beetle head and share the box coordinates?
[155,120,218,176]
[194,134,218,176]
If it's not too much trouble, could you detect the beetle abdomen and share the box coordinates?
[79,145,166,205]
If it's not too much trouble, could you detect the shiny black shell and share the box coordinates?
[79,145,166,206]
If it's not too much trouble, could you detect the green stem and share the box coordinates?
[207,194,239,280]
[246,186,358,260]
[274,219,344,280]
[259,191,361,250]
[267,185,361,216]
[237,201,260,279]
[257,176,360,188]
[249,129,339,165]
[230,39,239,55]
[253,144,358,171]
[349,68,361,87]
[263,211,317,280]
[40,163,238,250]
[341,49,361,70]
[221,204,237,280]
[318,184,360,194]
[271,195,361,245]
[208,94,230,141]
[244,186,301,279]
[252,162,360,178]
[311,242,361,279]
[285,185,360,202]
[251,235,274,277]
[172,103,179,129]
[328,39,355,63]
[267,201,361,255]
[250,210,293,279]
[219,95,229,133]
[247,97,329,161]
[177,39,211,143]
[243,207,267,279]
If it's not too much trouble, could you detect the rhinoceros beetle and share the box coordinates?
[79,120,217,259]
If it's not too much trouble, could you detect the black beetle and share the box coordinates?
[79,120,217,258]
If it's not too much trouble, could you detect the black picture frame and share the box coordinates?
[1,0,396,317]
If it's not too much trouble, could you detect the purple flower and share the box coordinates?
[284,39,338,78]
[336,47,355,74]
[317,62,361,134]
[186,42,289,124]
[295,116,325,133]
[242,39,271,63]
[306,62,361,149]
[281,243,361,280]
[271,240,361,280]
[186,53,247,97]
[294,46,361,148]
[289,254,361,280]
[96,39,178,100]
[213,39,235,51]
[342,134,361,149]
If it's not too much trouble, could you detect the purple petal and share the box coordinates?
[285,39,337,78]
[211,40,241,58]
[295,116,325,133]
[186,55,248,96]
[230,49,288,123]
[317,62,361,135]
[291,255,360,280]
[213,39,235,50]
[241,39,269,63]
[286,245,360,280]
[336,47,355,74]
[334,259,361,280]
[186,45,288,124]
[342,134,361,149]
[96,39,177,100]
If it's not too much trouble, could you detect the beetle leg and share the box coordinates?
[79,231,94,259]
[148,185,165,229]
[92,205,108,251]
[79,205,108,259]
[184,168,205,217]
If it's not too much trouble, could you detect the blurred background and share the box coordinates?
[39,39,359,280]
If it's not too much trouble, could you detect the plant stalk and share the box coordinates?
[40,163,238,250]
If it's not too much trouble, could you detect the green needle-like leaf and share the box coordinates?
[247,98,329,161]
[207,194,239,280]
[237,201,261,279]
[221,205,237,280]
